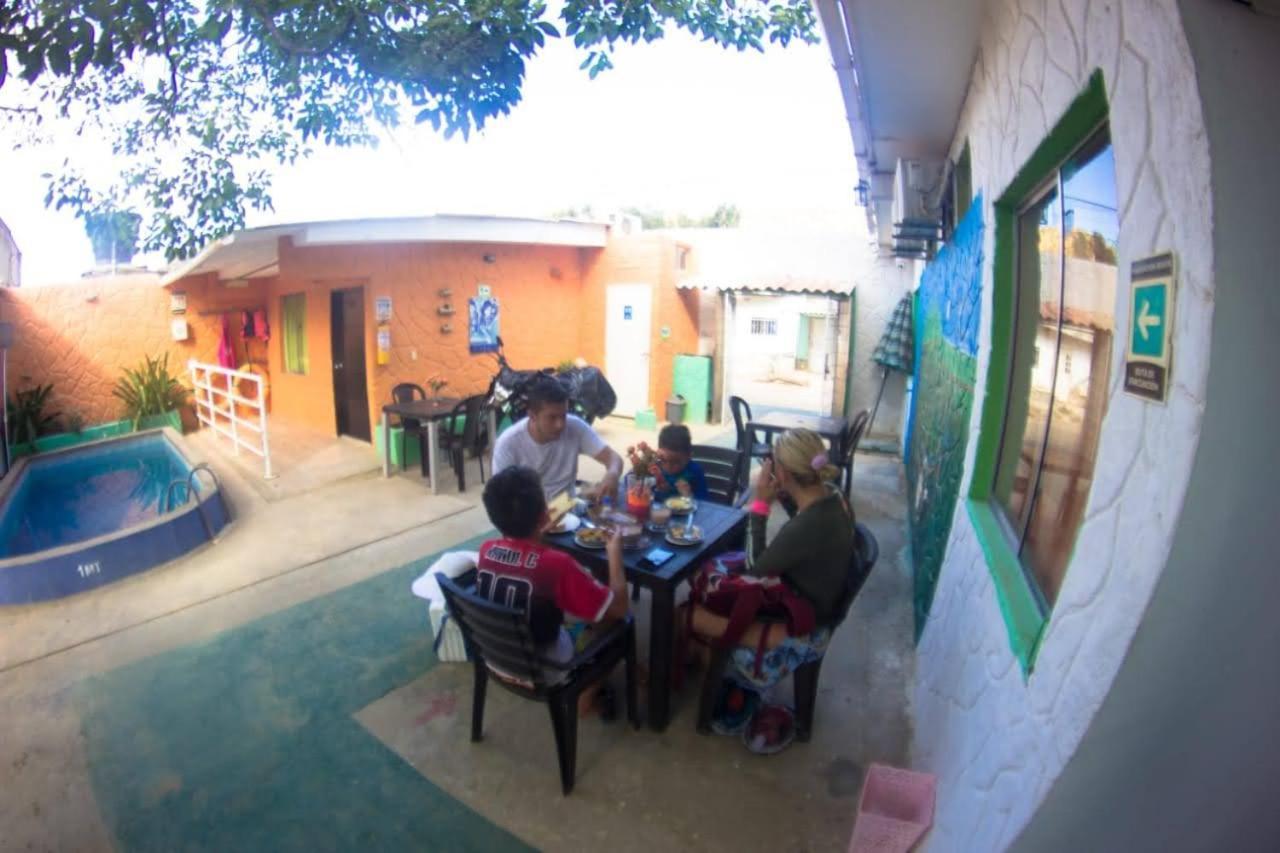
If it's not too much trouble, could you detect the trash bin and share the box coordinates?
[665,395,687,425]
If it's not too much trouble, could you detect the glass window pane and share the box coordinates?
[993,185,1062,539]
[1021,132,1117,605]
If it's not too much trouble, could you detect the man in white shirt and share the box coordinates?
[491,375,624,500]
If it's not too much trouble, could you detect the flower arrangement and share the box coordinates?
[623,442,661,519]
[427,376,449,398]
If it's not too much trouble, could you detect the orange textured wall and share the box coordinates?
[581,234,699,412]
[269,238,587,438]
[1,273,260,429]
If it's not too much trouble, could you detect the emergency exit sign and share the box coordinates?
[1124,252,1176,403]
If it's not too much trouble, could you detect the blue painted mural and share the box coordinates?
[906,198,985,638]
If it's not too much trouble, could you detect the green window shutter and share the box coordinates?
[283,294,308,374]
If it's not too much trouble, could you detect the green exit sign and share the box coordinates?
[1124,252,1176,403]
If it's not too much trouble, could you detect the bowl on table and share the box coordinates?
[573,526,610,549]
[664,495,696,515]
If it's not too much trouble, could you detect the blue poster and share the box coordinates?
[469,296,500,353]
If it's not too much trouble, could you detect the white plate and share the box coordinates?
[548,514,581,535]
[665,526,704,547]
[574,529,610,549]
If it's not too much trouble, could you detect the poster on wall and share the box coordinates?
[375,296,392,324]
[469,295,500,353]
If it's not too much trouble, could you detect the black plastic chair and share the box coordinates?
[836,409,870,496]
[440,394,491,492]
[728,396,771,487]
[439,576,639,795]
[391,383,430,476]
[695,522,879,741]
[689,444,748,506]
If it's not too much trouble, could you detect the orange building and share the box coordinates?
[2,215,701,446]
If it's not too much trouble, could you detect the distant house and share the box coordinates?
[0,217,20,288]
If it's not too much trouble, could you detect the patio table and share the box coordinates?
[746,411,850,454]
[380,398,498,494]
[546,500,748,731]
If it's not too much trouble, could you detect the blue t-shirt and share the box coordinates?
[654,459,710,500]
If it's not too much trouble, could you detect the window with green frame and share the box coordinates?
[968,72,1115,672]
[282,293,308,374]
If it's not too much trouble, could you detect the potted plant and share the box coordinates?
[113,353,189,431]
[6,383,61,452]
[427,376,449,399]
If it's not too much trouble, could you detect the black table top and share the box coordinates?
[382,397,460,420]
[545,500,748,587]
[747,411,849,441]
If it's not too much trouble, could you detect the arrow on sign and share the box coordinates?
[1137,299,1161,341]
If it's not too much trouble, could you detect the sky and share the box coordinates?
[0,24,865,286]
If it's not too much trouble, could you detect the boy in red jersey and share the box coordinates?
[477,466,628,674]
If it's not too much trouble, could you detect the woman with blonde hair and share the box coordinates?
[689,428,857,749]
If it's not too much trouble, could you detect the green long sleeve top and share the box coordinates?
[746,491,856,626]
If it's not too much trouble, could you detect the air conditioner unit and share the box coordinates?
[892,158,944,259]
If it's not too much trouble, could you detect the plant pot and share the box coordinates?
[138,410,183,433]
[624,474,655,521]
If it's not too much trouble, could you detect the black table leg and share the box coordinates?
[647,582,676,731]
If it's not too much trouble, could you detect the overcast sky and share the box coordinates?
[1,25,864,286]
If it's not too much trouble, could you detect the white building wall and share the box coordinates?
[910,2,1215,849]
[0,219,20,288]
[853,254,913,443]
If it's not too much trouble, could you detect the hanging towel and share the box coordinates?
[253,308,270,342]
[217,315,237,369]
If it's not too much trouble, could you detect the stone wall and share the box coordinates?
[910,1,1215,849]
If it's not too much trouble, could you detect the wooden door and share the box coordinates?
[330,287,371,441]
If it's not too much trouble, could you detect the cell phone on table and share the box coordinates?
[638,547,674,569]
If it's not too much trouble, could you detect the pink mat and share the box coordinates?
[848,764,937,853]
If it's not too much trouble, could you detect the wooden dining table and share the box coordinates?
[545,501,748,731]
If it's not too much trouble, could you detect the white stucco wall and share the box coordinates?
[851,253,913,442]
[910,2,1214,850]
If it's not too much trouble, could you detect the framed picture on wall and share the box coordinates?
[469,295,499,353]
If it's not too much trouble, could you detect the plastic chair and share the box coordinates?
[390,383,429,476]
[837,409,870,496]
[728,396,771,484]
[689,444,748,506]
[695,522,879,741]
[438,576,639,795]
[441,394,491,492]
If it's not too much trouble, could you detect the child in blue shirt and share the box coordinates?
[654,424,710,500]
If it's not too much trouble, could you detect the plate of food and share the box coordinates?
[574,526,610,549]
[664,495,697,514]
[665,523,704,546]
[547,513,581,535]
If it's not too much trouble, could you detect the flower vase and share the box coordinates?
[624,474,654,522]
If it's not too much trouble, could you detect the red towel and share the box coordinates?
[217,315,236,368]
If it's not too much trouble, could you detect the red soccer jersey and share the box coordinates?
[476,538,613,625]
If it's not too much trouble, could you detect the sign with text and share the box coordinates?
[1124,251,1176,402]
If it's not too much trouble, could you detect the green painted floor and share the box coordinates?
[74,533,532,852]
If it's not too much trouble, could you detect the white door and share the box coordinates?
[606,283,652,417]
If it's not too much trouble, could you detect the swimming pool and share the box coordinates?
[0,430,231,603]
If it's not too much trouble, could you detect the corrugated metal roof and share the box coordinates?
[669,228,867,295]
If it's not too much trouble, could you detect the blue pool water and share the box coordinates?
[0,435,201,559]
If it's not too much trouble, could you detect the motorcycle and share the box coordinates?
[486,339,617,425]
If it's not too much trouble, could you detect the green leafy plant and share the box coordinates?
[427,376,449,398]
[113,354,189,428]
[556,359,576,374]
[6,384,61,445]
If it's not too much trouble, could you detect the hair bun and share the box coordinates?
[818,463,841,483]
